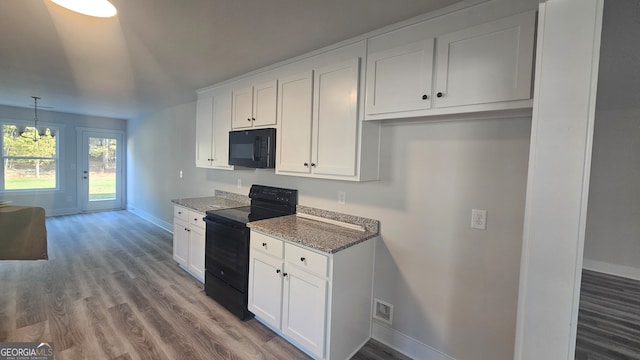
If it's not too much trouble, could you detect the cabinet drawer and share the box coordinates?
[251,231,283,259]
[174,206,188,221]
[188,210,205,229]
[285,243,328,277]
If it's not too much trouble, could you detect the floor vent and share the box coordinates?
[373,298,393,325]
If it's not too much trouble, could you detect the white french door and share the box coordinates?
[78,129,124,212]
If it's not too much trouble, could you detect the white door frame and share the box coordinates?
[514,1,604,359]
[77,127,126,212]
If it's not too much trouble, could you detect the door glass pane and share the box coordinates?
[89,137,117,201]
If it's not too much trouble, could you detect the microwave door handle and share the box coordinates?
[267,136,271,164]
[253,137,260,161]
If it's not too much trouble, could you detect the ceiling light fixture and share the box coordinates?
[49,0,117,18]
[26,96,41,142]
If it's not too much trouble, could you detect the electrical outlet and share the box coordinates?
[471,209,487,230]
[237,179,242,188]
[373,298,393,325]
[338,191,346,204]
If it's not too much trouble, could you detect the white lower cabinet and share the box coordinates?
[282,265,328,358]
[172,205,205,282]
[248,230,375,360]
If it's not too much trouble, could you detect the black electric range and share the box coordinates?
[202,185,297,320]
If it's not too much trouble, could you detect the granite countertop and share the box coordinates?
[248,206,379,254]
[171,190,249,213]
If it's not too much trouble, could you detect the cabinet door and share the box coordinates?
[312,58,360,177]
[189,226,205,282]
[365,38,434,115]
[231,86,254,129]
[195,95,214,167]
[248,251,284,329]
[252,80,278,127]
[211,90,233,169]
[276,71,313,175]
[282,266,327,359]
[434,11,535,108]
[172,218,189,267]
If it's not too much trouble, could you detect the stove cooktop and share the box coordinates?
[205,205,291,225]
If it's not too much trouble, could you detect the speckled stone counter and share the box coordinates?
[247,207,379,254]
[171,190,249,213]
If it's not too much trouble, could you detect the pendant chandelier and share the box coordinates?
[19,96,55,142]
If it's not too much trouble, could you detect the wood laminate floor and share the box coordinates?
[0,211,410,360]
[576,269,640,360]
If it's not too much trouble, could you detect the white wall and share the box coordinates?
[127,100,531,359]
[0,104,126,215]
[583,0,640,280]
[126,102,201,229]
[584,107,640,277]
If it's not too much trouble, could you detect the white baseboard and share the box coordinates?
[126,204,172,232]
[371,322,456,360]
[582,258,640,282]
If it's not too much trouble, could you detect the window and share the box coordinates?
[2,124,58,191]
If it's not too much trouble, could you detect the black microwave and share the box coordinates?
[228,128,276,168]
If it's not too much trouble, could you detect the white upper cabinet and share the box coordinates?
[276,40,381,182]
[276,71,314,175]
[433,11,535,108]
[195,87,233,169]
[195,93,215,167]
[231,80,278,129]
[275,47,380,181]
[365,38,434,115]
[312,58,360,178]
[365,10,536,120]
[195,6,536,177]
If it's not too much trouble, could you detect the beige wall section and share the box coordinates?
[127,100,531,359]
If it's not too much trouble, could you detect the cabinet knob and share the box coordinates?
[252,117,256,121]
[300,257,306,262]
[436,92,444,98]
[276,269,281,274]
[283,272,288,277]
[311,163,316,167]
[178,211,182,214]
[422,94,429,100]
[303,163,309,167]
[247,118,251,122]
[262,242,267,247]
